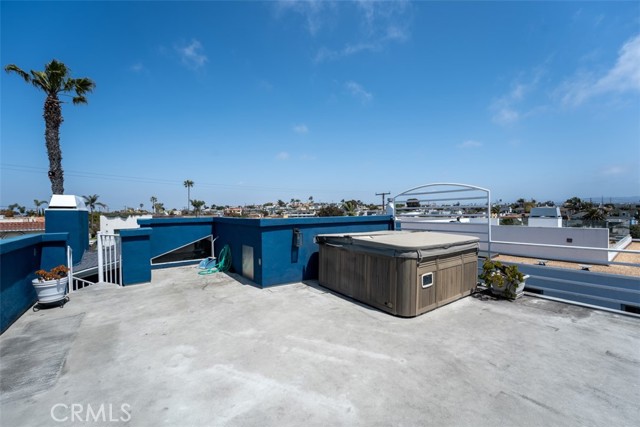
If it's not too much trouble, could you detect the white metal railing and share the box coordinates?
[97,232,122,286]
[67,246,99,292]
[391,181,639,269]
[398,220,640,268]
[70,276,96,292]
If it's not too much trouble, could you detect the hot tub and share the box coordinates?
[317,231,479,317]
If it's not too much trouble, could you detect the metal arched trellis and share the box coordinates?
[391,183,492,259]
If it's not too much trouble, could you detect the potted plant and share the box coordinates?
[32,265,69,304]
[479,260,529,300]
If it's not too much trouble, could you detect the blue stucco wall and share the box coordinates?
[137,217,215,259]
[123,215,394,288]
[41,233,70,271]
[120,228,153,285]
[259,216,394,286]
[213,218,264,283]
[0,233,68,334]
[45,209,88,264]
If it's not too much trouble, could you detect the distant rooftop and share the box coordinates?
[1,266,638,426]
[0,217,45,235]
[530,206,561,218]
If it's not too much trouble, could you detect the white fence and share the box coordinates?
[97,232,122,286]
[398,219,616,264]
[67,246,97,292]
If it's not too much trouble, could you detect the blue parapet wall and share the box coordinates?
[120,228,153,285]
[126,215,394,287]
[137,217,215,259]
[45,209,88,265]
[0,233,68,334]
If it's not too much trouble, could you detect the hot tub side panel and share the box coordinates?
[319,244,400,315]
[363,253,400,314]
[395,257,419,316]
[416,249,478,315]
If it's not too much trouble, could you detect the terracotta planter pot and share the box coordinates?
[31,277,68,304]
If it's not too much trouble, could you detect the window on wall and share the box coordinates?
[421,272,434,289]
[151,235,213,265]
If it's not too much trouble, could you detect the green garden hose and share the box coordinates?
[198,244,232,275]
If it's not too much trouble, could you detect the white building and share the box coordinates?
[529,207,562,228]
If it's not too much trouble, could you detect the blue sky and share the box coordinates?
[1,1,639,211]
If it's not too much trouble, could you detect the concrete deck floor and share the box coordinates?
[1,266,639,426]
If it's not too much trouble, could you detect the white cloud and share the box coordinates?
[175,39,208,70]
[345,81,373,103]
[130,62,144,73]
[560,34,640,106]
[458,140,483,149]
[293,124,309,134]
[491,71,543,125]
[356,0,411,40]
[313,47,339,63]
[276,151,290,160]
[277,1,411,63]
[492,108,520,126]
[275,0,333,36]
[314,42,381,63]
[384,25,409,42]
[600,165,628,176]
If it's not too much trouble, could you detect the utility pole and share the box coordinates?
[376,192,390,210]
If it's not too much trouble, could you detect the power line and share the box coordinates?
[1,163,375,194]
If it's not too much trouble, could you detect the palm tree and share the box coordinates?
[183,180,194,213]
[191,200,205,217]
[34,199,48,216]
[343,200,357,216]
[582,208,607,221]
[83,194,106,212]
[4,60,95,194]
[82,194,106,234]
[150,196,158,214]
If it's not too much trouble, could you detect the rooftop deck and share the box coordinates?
[1,266,638,426]
[495,241,640,277]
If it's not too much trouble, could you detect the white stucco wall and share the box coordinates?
[100,215,152,235]
[398,219,611,264]
[528,217,562,228]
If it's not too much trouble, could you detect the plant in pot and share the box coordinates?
[479,260,528,300]
[32,265,69,304]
